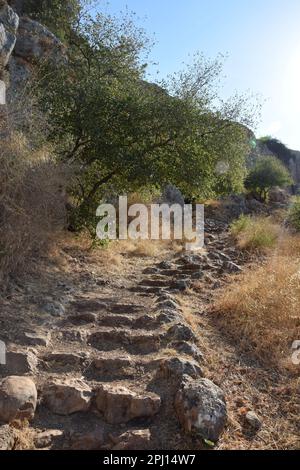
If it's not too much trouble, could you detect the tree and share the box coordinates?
[35,10,257,233]
[245,156,292,201]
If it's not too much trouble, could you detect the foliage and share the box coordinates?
[230,215,280,251]
[288,196,300,231]
[34,10,257,233]
[245,156,292,201]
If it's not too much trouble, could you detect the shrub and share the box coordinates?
[230,215,280,251]
[245,156,292,201]
[288,196,300,231]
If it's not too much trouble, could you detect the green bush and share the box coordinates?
[245,156,292,201]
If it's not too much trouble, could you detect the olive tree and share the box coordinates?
[245,156,292,201]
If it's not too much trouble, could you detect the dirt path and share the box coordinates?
[0,220,298,450]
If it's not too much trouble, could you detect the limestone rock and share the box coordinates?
[14,17,65,63]
[43,379,92,415]
[223,261,242,273]
[158,357,202,380]
[175,376,227,442]
[23,332,51,347]
[245,411,262,431]
[166,323,196,342]
[0,376,37,423]
[0,2,19,68]
[3,349,38,376]
[0,78,5,103]
[170,341,204,362]
[95,384,161,424]
[41,301,65,317]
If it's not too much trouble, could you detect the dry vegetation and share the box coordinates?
[0,133,67,283]
[230,214,281,251]
[213,227,300,370]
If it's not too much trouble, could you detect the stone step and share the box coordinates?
[95,383,161,425]
[108,303,146,314]
[139,279,171,288]
[88,329,162,355]
[97,314,155,329]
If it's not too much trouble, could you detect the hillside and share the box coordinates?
[0,0,299,454]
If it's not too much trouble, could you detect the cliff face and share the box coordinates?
[0,0,64,109]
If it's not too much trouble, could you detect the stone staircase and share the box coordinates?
[0,219,238,450]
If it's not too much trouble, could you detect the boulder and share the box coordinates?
[42,379,92,415]
[0,376,37,423]
[175,376,227,442]
[0,2,19,69]
[95,384,161,424]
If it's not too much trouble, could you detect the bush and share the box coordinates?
[230,215,280,251]
[288,197,300,231]
[245,156,292,201]
[0,134,67,282]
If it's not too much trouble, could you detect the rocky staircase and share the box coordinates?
[0,219,239,450]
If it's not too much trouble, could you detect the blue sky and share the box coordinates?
[96,1,300,149]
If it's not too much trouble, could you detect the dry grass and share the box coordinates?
[212,236,300,369]
[0,133,67,282]
[230,215,281,252]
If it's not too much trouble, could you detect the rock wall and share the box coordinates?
[0,0,65,112]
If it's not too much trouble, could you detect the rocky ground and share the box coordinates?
[0,219,298,450]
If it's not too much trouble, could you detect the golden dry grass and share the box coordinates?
[213,235,300,369]
[0,134,67,283]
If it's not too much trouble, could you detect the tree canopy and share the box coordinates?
[245,155,292,201]
[33,8,258,232]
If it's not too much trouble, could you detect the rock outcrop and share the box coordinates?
[0,0,65,104]
[0,0,19,104]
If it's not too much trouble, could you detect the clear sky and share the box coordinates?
[97,1,300,149]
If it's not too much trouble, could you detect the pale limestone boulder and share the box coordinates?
[0,376,37,423]
[43,379,92,415]
[96,384,161,424]
[0,2,19,69]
